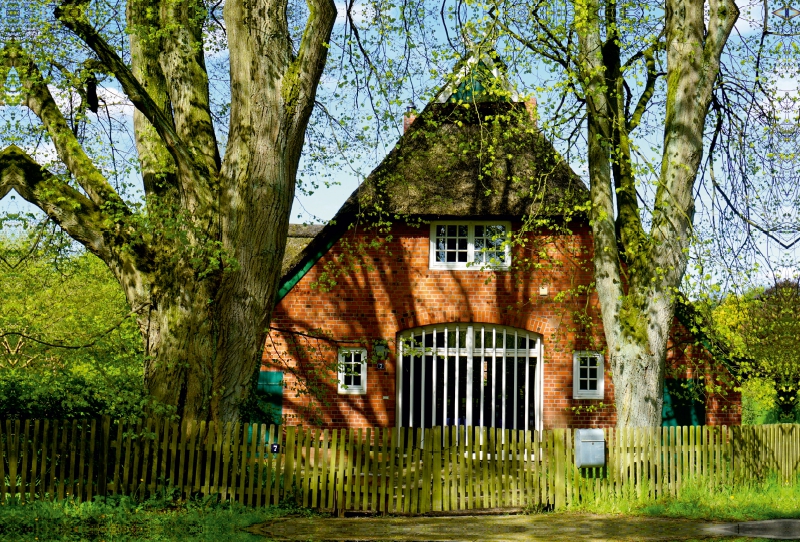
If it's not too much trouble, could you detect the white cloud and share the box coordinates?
[47,83,134,119]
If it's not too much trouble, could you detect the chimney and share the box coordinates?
[403,104,416,132]
[525,97,538,127]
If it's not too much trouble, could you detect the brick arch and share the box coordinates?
[399,312,553,337]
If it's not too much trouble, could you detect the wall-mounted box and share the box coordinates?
[575,428,605,468]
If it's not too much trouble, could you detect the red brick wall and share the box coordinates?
[265,222,740,428]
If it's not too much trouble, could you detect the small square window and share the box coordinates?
[430,222,511,270]
[338,348,367,395]
[573,352,604,400]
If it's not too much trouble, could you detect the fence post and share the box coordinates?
[553,428,565,510]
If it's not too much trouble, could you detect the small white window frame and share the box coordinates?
[429,221,512,270]
[338,348,368,395]
[573,351,604,400]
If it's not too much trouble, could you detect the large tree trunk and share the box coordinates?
[576,0,738,426]
[0,0,335,423]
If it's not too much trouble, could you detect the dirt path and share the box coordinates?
[250,513,741,541]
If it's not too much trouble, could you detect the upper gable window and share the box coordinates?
[429,222,511,270]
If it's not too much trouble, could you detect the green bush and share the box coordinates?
[0,228,146,420]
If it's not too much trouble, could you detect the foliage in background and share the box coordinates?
[0,221,145,419]
[711,280,800,423]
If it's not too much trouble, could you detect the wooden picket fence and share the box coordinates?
[1,419,799,512]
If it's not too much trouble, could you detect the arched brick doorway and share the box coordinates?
[396,323,543,432]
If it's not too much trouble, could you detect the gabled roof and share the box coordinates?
[433,48,517,104]
[277,52,588,301]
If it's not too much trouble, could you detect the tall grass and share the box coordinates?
[565,471,800,522]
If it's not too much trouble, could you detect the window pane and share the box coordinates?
[487,225,505,237]
[447,225,457,236]
[580,380,588,390]
[473,223,508,265]
[589,368,597,379]
[437,226,446,236]
[588,380,597,390]
[458,225,468,236]
[580,368,588,379]
[353,375,361,387]
[458,252,467,262]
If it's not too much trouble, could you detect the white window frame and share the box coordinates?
[429,221,511,270]
[338,348,368,395]
[573,351,604,400]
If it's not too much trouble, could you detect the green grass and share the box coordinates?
[563,471,800,522]
[0,490,320,541]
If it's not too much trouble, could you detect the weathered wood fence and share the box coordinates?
[2,419,799,513]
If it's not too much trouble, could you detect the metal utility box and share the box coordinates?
[575,429,605,468]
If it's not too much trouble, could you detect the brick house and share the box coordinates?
[261,54,740,430]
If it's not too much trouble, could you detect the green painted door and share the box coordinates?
[256,370,283,426]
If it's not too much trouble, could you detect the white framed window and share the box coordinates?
[573,351,604,400]
[338,348,367,395]
[429,222,511,270]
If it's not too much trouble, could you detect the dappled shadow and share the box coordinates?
[253,513,745,541]
[264,217,604,430]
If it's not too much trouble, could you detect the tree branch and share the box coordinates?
[0,145,117,262]
[54,0,211,194]
[149,0,221,175]
[285,0,338,156]
[0,302,150,350]
[627,45,664,132]
[2,45,130,212]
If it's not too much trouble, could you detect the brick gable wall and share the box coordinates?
[265,222,740,428]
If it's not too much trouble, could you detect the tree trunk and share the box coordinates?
[0,0,335,424]
[576,0,738,426]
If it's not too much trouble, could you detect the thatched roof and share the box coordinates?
[282,224,323,275]
[277,99,587,300]
[358,102,585,217]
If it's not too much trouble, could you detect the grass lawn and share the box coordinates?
[3,473,799,541]
[560,472,800,523]
[0,491,317,541]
